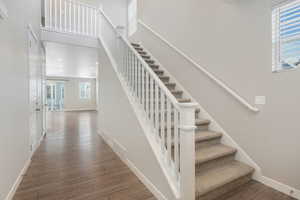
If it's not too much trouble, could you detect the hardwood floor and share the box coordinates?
[13,111,296,200]
[13,111,156,200]
[223,181,297,200]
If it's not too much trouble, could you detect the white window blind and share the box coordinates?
[273,0,300,71]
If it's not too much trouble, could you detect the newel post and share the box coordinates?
[179,102,198,200]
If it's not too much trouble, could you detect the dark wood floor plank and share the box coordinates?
[13,111,296,200]
[13,111,156,200]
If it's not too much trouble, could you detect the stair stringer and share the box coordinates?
[139,43,262,178]
[97,37,181,200]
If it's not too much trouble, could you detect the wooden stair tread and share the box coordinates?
[131,42,255,200]
[196,161,254,196]
[177,98,192,103]
[170,89,183,94]
[195,131,222,142]
[131,43,140,47]
[195,118,211,126]
[196,144,237,164]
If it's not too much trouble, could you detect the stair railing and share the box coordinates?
[98,9,198,200]
[43,0,98,37]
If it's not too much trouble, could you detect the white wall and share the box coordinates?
[64,77,97,111]
[0,0,43,199]
[133,0,300,192]
[47,77,97,111]
[82,0,128,35]
[98,39,177,200]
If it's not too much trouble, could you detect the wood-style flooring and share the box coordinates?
[13,111,296,200]
[13,111,156,200]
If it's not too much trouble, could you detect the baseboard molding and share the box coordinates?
[98,35,180,198]
[5,132,46,200]
[4,158,31,200]
[97,130,169,200]
[64,108,97,112]
[255,175,300,199]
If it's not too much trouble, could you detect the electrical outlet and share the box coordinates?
[255,96,266,105]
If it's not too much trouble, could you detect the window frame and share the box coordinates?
[272,0,300,72]
[79,82,91,100]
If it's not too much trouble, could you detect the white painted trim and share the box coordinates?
[31,131,46,157]
[27,24,39,42]
[64,108,97,112]
[4,159,31,200]
[256,175,300,199]
[138,21,259,113]
[41,27,98,39]
[97,130,169,200]
[0,0,8,19]
[46,76,97,80]
[98,36,180,198]
[5,132,45,200]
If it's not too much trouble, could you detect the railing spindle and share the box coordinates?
[174,109,180,179]
[160,92,165,153]
[167,100,172,165]
[64,1,67,32]
[59,0,62,31]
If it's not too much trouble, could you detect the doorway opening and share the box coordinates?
[46,81,65,111]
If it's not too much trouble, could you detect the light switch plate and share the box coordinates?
[0,0,8,20]
[255,96,266,105]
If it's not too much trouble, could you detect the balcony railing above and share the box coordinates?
[43,0,99,37]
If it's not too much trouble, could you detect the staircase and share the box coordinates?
[131,42,255,200]
[41,1,255,199]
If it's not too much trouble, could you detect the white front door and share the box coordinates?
[28,31,44,151]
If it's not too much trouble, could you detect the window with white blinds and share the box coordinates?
[273,0,300,71]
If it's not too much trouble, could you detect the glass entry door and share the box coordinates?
[46,81,65,111]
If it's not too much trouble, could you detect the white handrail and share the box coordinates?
[138,20,260,113]
[98,9,198,199]
[99,9,196,109]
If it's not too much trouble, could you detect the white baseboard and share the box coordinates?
[97,130,169,200]
[255,174,300,199]
[5,132,46,200]
[64,108,97,112]
[4,158,31,200]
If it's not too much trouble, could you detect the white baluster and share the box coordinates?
[69,1,71,32]
[87,7,91,35]
[54,0,57,30]
[64,0,67,32]
[78,3,80,33]
[95,9,98,36]
[82,5,84,34]
[167,100,172,165]
[45,0,48,28]
[141,66,145,110]
[149,76,154,124]
[160,92,165,153]
[174,109,180,179]
[50,0,53,29]
[145,71,149,117]
[155,83,160,141]
[59,0,62,31]
[90,8,93,36]
[136,57,139,98]
[136,59,139,99]
[73,2,76,33]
